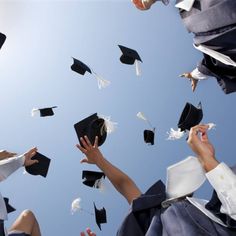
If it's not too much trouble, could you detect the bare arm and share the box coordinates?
[77,136,142,204]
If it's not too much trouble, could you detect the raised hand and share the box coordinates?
[80,228,96,236]
[23,147,39,167]
[76,136,103,165]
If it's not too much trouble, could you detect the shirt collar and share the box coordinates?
[175,0,195,11]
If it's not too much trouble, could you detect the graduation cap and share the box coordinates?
[71,57,110,89]
[71,58,92,75]
[178,102,203,131]
[31,106,57,117]
[0,33,6,50]
[144,129,155,145]
[74,113,107,148]
[94,203,107,230]
[25,152,51,177]
[137,112,155,145]
[82,170,105,188]
[118,45,142,76]
[3,198,16,214]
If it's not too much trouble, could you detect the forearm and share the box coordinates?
[199,156,219,172]
[96,155,141,204]
[0,155,25,182]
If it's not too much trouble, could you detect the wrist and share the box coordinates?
[199,156,219,172]
[95,153,106,168]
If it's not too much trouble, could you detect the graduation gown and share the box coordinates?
[177,0,236,45]
[198,53,236,94]
[116,180,236,236]
[176,0,236,94]
[0,199,15,236]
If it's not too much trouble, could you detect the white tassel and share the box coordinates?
[94,178,106,193]
[31,108,39,117]
[71,198,82,215]
[137,112,153,129]
[71,197,93,215]
[137,112,147,121]
[207,123,216,130]
[135,59,141,76]
[93,72,110,89]
[98,115,117,134]
[167,128,185,140]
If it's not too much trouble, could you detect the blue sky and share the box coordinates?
[0,1,235,235]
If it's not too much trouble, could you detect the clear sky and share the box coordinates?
[0,1,235,235]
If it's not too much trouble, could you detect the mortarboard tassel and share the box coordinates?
[92,71,111,89]
[94,178,107,193]
[137,112,147,121]
[167,128,185,140]
[135,59,142,76]
[137,112,154,129]
[98,115,117,134]
[71,197,93,215]
[31,108,39,117]
[207,123,216,130]
[71,198,81,215]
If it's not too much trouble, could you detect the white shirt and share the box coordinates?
[188,163,236,227]
[175,0,195,11]
[193,44,236,67]
[191,67,209,80]
[0,155,25,220]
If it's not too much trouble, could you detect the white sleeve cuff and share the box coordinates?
[206,162,236,192]
[18,154,25,166]
[191,68,208,80]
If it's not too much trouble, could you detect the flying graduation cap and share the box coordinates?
[137,112,155,145]
[178,102,203,132]
[31,106,57,117]
[118,45,142,76]
[74,113,107,148]
[166,102,202,140]
[71,57,110,89]
[166,102,216,140]
[0,33,6,50]
[82,170,106,189]
[25,152,51,177]
[94,203,107,231]
[74,113,117,148]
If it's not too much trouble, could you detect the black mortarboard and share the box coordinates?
[118,45,142,65]
[3,198,16,214]
[71,57,92,75]
[178,102,203,131]
[74,113,107,148]
[94,203,107,230]
[25,152,51,177]
[0,33,6,50]
[144,129,155,145]
[82,170,105,188]
[32,106,57,117]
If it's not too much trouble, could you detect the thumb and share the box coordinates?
[32,160,39,165]
[80,158,88,164]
